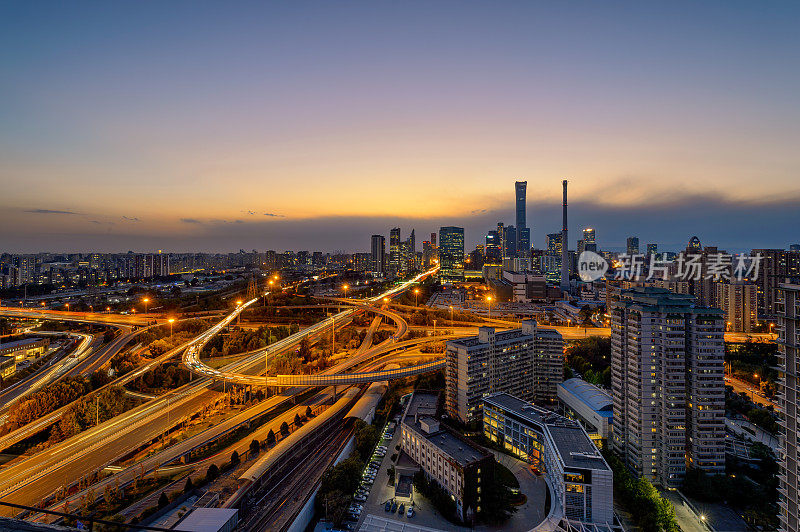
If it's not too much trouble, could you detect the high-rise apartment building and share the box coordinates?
[389,227,401,275]
[715,280,757,333]
[610,287,725,488]
[445,320,563,423]
[646,243,658,257]
[777,283,800,532]
[438,226,464,283]
[752,249,800,320]
[626,236,640,256]
[370,235,385,274]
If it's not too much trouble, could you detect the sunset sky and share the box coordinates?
[1,2,799,253]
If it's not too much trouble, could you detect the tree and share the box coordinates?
[305,406,313,419]
[249,439,260,456]
[231,450,240,465]
[184,477,194,494]
[280,421,289,435]
[266,429,276,446]
[157,492,169,509]
[206,463,220,481]
[294,413,302,427]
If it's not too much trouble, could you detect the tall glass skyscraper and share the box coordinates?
[438,226,464,282]
[515,181,530,255]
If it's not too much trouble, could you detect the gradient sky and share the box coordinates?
[1,2,799,253]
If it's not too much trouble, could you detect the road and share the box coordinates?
[725,375,777,409]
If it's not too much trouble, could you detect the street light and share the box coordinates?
[168,317,175,337]
[486,296,493,318]
[342,284,349,299]
[65,303,69,311]
[142,297,150,314]
[414,288,420,307]
[449,305,454,326]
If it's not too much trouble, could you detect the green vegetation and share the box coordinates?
[725,340,779,398]
[603,451,679,532]
[726,387,779,434]
[316,453,365,525]
[565,336,611,387]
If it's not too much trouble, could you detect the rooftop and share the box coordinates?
[174,508,238,532]
[558,378,613,415]
[0,337,47,351]
[402,392,489,467]
[484,392,610,472]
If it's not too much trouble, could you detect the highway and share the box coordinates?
[0,307,150,327]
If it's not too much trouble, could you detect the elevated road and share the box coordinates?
[0,307,150,327]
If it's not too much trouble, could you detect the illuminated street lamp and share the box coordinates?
[142,297,150,314]
[486,296,493,318]
[449,305,454,326]
[414,288,420,307]
[342,284,349,299]
[65,303,69,311]
[168,317,175,337]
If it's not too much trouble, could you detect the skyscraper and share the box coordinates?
[583,228,596,246]
[777,283,800,532]
[515,181,529,256]
[485,231,502,264]
[438,226,465,282]
[646,243,658,257]
[389,227,401,275]
[626,236,640,256]
[610,287,725,488]
[560,180,569,292]
[370,235,385,274]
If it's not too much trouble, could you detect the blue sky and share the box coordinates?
[1,2,798,252]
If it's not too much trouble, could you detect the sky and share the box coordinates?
[1,1,799,253]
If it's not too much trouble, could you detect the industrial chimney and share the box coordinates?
[561,179,569,293]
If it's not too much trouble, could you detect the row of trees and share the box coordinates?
[565,336,611,387]
[202,324,300,357]
[603,451,679,532]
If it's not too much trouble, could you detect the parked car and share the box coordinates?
[407,506,415,518]
[391,501,398,513]
[384,501,392,512]
[398,503,405,515]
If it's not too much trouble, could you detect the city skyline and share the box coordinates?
[2,3,800,252]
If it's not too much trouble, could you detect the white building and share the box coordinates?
[558,378,613,442]
[445,320,563,423]
[610,287,725,488]
[777,283,800,532]
[483,393,614,525]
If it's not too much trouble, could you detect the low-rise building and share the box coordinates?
[483,393,614,526]
[0,337,49,362]
[557,378,613,444]
[0,355,15,379]
[400,392,494,522]
[446,321,563,424]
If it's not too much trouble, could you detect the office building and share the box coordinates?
[610,287,725,488]
[548,233,563,254]
[0,337,49,362]
[583,228,596,247]
[0,355,15,379]
[421,240,434,268]
[558,378,613,443]
[515,181,531,257]
[505,225,517,258]
[370,235,385,274]
[483,393,614,525]
[777,283,800,532]
[497,222,506,258]
[626,237,639,256]
[485,231,502,264]
[646,243,658,257]
[445,320,563,423]
[400,392,494,522]
[438,226,465,283]
[561,180,569,292]
[715,280,757,333]
[389,227,401,275]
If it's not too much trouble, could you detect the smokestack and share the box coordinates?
[561,179,569,293]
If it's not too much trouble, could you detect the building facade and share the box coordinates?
[715,280,757,333]
[370,235,385,275]
[0,337,49,362]
[438,226,465,283]
[483,393,614,525]
[400,392,494,522]
[610,287,725,488]
[557,378,613,443]
[445,320,563,423]
[777,283,800,532]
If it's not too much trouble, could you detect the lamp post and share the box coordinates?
[168,317,175,337]
[486,296,493,319]
[753,373,760,401]
[343,284,349,299]
[236,300,242,324]
[414,288,420,307]
[449,305,454,326]
[142,297,150,314]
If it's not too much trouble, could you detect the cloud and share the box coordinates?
[181,218,202,224]
[471,209,488,215]
[122,216,140,222]
[25,208,81,215]
[263,212,285,218]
